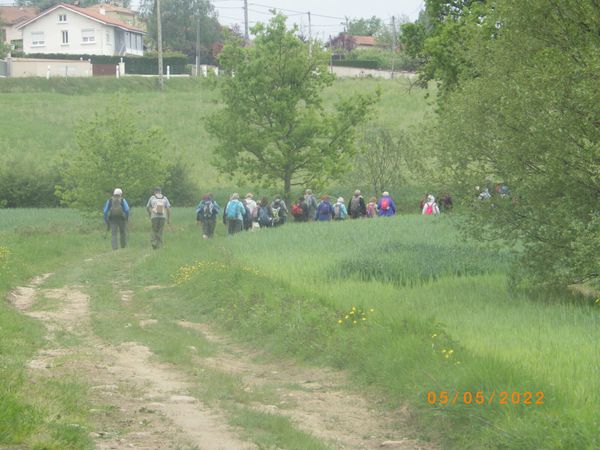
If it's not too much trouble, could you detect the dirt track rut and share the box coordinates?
[7,273,432,449]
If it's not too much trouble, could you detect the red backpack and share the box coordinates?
[291,203,303,216]
[424,203,434,215]
[381,197,390,210]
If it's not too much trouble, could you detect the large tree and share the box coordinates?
[141,0,221,62]
[432,0,600,286]
[206,14,378,202]
[346,16,383,36]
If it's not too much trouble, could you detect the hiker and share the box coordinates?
[271,195,288,226]
[245,193,258,227]
[146,187,171,249]
[223,193,245,235]
[366,197,378,218]
[304,189,318,221]
[315,195,334,221]
[348,190,366,219]
[377,191,397,217]
[439,193,453,212]
[291,195,309,222]
[333,197,348,220]
[257,196,274,228]
[422,195,440,215]
[103,188,130,250]
[241,198,253,231]
[196,194,220,239]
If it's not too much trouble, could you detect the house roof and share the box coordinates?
[86,3,137,17]
[0,6,39,26]
[351,35,377,46]
[17,2,143,33]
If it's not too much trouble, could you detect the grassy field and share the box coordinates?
[0,76,432,191]
[1,208,597,449]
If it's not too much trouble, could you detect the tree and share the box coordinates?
[56,100,170,213]
[141,0,221,63]
[431,0,600,286]
[399,0,494,95]
[206,14,378,203]
[346,16,383,36]
[349,128,413,196]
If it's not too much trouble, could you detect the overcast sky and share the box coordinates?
[212,0,425,41]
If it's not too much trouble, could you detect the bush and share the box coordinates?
[331,59,379,69]
[0,158,60,207]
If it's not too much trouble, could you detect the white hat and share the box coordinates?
[427,194,434,202]
[337,197,344,203]
[354,190,361,195]
[382,191,389,196]
[113,188,123,196]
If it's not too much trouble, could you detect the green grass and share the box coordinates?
[0,77,432,188]
[2,208,597,449]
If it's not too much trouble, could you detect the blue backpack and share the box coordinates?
[226,200,240,219]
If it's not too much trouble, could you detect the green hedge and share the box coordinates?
[16,53,189,74]
[331,59,379,69]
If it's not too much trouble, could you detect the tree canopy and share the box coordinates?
[140,0,221,63]
[430,0,600,286]
[346,16,383,36]
[206,14,378,202]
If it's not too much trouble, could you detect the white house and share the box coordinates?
[0,6,39,50]
[17,3,144,56]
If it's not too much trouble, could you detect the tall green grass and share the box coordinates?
[167,213,599,449]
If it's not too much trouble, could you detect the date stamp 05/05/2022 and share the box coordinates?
[426,390,545,406]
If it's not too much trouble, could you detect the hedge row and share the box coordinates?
[13,52,189,74]
[331,60,380,69]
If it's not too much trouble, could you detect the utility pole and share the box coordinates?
[195,10,201,76]
[391,15,396,79]
[243,0,249,44]
[307,11,312,57]
[156,0,164,89]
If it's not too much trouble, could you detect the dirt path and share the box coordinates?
[8,274,432,450]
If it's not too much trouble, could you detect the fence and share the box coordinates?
[0,59,7,77]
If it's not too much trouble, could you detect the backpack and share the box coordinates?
[271,206,280,223]
[333,203,341,219]
[424,203,434,215]
[350,196,361,215]
[291,203,303,217]
[109,198,125,219]
[258,205,272,226]
[226,201,240,219]
[366,203,377,218]
[152,196,167,215]
[197,201,214,221]
[381,197,390,211]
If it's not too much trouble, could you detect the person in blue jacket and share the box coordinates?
[316,195,334,221]
[103,188,130,250]
[377,191,397,217]
[196,194,221,239]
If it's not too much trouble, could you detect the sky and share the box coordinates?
[212,0,425,41]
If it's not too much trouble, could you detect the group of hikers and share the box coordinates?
[103,187,450,250]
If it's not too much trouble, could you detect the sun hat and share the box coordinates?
[337,197,344,203]
[382,191,389,196]
[113,188,123,196]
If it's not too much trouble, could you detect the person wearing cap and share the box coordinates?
[377,191,397,217]
[304,189,318,221]
[146,187,171,249]
[348,189,367,219]
[103,188,130,250]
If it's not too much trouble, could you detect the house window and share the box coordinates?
[31,31,45,46]
[61,30,69,44]
[58,14,67,23]
[82,29,96,43]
